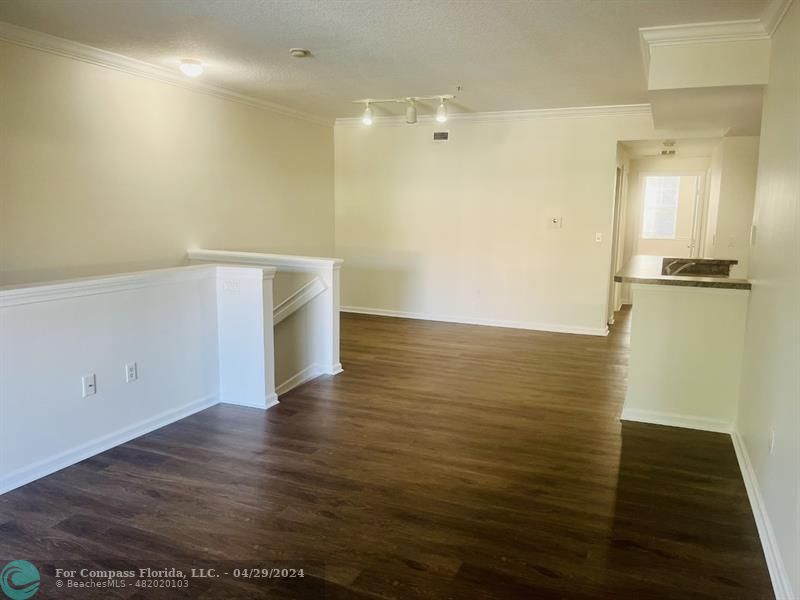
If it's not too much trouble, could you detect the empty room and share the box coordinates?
[0,0,797,598]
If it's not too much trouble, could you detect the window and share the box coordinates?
[641,176,680,239]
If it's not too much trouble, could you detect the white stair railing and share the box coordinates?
[187,249,343,397]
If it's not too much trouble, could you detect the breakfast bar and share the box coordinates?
[615,256,751,432]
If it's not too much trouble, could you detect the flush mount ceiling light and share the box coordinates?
[289,48,311,58]
[353,94,455,126]
[179,59,204,77]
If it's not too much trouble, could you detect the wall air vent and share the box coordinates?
[433,131,449,143]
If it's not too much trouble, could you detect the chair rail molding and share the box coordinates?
[0,264,275,496]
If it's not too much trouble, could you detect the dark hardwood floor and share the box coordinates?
[0,308,773,599]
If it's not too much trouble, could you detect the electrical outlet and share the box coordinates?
[769,430,775,455]
[82,374,97,397]
[125,362,138,383]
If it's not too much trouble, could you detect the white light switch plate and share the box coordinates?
[125,362,138,383]
[82,374,96,397]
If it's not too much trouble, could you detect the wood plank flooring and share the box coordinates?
[0,307,773,599]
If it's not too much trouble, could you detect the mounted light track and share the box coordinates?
[353,94,456,126]
[436,97,448,123]
[406,99,417,124]
[361,103,373,126]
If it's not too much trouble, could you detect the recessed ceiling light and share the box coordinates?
[179,59,204,77]
[289,48,311,58]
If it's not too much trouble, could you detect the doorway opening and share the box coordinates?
[608,138,720,321]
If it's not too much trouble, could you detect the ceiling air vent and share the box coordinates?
[433,131,449,143]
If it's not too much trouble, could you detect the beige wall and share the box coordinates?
[0,41,334,285]
[334,112,707,334]
[706,136,760,278]
[736,2,799,597]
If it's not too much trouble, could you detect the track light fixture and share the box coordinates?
[353,94,455,126]
[361,103,374,126]
[179,59,204,77]
[406,99,417,124]
[436,97,448,123]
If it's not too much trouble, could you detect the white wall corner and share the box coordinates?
[215,266,269,408]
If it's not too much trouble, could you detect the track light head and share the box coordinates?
[436,98,448,123]
[361,103,374,126]
[406,99,417,124]
[179,59,204,78]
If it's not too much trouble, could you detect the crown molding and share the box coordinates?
[0,21,332,126]
[335,104,652,127]
[638,0,792,79]
[639,19,769,50]
[638,19,768,77]
[761,0,794,35]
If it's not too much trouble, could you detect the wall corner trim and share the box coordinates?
[731,431,794,599]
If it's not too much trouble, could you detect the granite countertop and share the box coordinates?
[614,255,751,290]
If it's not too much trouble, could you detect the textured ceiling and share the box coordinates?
[0,0,769,120]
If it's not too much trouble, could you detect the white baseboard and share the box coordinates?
[326,362,344,375]
[223,393,279,410]
[276,364,323,396]
[0,394,219,496]
[341,306,609,337]
[731,431,793,599]
[621,407,732,433]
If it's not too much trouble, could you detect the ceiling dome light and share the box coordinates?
[179,59,204,77]
[289,48,311,58]
[362,103,374,126]
[406,99,417,124]
[436,98,448,123]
